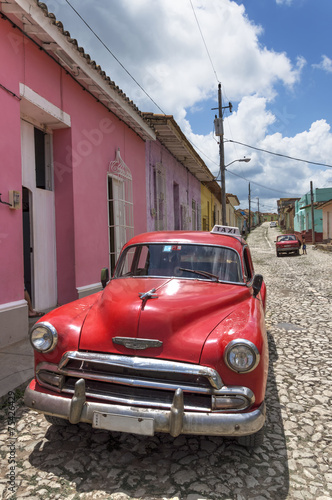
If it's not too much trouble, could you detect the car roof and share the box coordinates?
[124,230,246,252]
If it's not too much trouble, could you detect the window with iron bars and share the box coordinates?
[153,163,167,231]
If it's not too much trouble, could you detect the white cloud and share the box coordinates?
[313,55,332,74]
[276,0,294,5]
[51,0,330,211]
[67,0,303,116]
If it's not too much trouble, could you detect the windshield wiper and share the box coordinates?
[178,268,220,282]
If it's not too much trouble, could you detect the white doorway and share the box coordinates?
[21,120,57,311]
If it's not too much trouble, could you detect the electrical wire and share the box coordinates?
[40,3,331,198]
[187,138,300,196]
[225,139,332,168]
[189,0,219,84]
[225,168,302,196]
[64,0,166,114]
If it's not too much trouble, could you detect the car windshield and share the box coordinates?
[277,235,296,242]
[114,244,242,283]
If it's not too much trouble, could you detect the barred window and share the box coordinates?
[153,163,167,231]
[192,199,197,230]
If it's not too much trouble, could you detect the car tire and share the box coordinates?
[44,414,69,426]
[296,250,300,256]
[276,252,280,257]
[236,426,265,448]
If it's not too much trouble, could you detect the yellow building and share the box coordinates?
[201,181,222,231]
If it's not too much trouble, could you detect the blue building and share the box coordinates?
[294,187,332,242]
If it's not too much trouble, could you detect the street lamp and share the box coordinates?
[215,157,251,225]
[225,157,251,169]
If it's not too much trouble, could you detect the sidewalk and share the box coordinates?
[0,317,38,401]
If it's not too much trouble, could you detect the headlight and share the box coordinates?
[30,322,58,353]
[224,339,260,373]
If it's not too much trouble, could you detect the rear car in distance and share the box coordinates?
[25,225,268,448]
[275,234,301,257]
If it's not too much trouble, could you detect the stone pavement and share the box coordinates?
[0,315,42,401]
[0,223,331,499]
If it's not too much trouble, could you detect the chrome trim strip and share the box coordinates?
[59,351,223,389]
[25,383,265,437]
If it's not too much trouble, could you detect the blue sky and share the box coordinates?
[48,0,332,213]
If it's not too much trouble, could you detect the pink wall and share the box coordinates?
[0,15,148,306]
[58,74,147,293]
[0,19,25,304]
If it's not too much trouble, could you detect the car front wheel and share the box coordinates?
[236,426,265,448]
[44,414,70,426]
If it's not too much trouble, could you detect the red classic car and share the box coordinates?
[275,234,301,257]
[25,226,268,448]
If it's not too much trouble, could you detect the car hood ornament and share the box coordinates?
[112,337,163,350]
[139,288,158,309]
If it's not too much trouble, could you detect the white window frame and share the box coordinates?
[108,149,133,273]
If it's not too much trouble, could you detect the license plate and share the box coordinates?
[93,412,154,436]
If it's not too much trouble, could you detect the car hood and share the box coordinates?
[79,277,251,364]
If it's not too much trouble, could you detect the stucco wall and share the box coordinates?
[0,19,25,306]
[146,140,201,231]
[0,14,148,315]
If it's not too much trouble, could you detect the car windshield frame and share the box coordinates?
[276,235,297,242]
[114,243,244,284]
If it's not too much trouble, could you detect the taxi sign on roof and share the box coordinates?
[211,225,240,236]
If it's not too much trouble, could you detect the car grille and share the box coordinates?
[36,351,253,412]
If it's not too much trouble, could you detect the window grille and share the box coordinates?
[192,199,197,230]
[181,203,190,230]
[108,149,133,274]
[153,163,167,231]
[197,205,202,230]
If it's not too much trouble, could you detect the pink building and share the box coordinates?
[0,0,155,346]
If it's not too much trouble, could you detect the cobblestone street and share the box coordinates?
[1,222,331,500]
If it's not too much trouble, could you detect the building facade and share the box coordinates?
[0,0,155,346]
[143,114,213,232]
[294,188,332,242]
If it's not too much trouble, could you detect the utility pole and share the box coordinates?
[213,83,232,226]
[218,84,226,225]
[310,181,315,244]
[248,182,251,233]
[257,197,260,225]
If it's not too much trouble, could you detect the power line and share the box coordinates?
[225,168,301,196]
[188,138,300,196]
[64,0,166,114]
[225,139,332,168]
[189,0,220,84]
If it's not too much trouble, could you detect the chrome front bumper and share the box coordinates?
[25,379,266,437]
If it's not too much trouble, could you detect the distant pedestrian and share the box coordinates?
[302,237,307,255]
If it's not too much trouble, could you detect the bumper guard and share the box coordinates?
[25,379,266,437]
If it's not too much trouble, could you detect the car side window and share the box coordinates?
[243,247,253,282]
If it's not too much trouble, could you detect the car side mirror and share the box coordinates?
[252,274,263,298]
[101,267,109,289]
